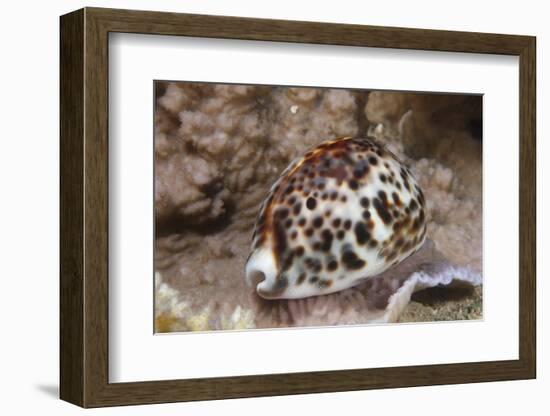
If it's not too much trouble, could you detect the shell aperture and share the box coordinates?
[245,137,427,299]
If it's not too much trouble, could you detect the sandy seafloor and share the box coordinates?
[153,83,483,332]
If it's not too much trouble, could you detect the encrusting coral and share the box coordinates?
[155,84,362,230]
[154,82,482,332]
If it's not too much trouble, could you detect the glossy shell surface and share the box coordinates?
[245,137,427,299]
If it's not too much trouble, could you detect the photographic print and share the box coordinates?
[154,82,483,333]
[60,8,535,406]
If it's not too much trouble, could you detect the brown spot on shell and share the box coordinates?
[373,197,392,225]
[275,208,289,220]
[321,229,333,252]
[341,251,366,270]
[327,259,338,271]
[354,222,370,245]
[318,279,332,289]
[313,216,324,228]
[391,192,402,206]
[273,220,288,265]
[306,197,316,210]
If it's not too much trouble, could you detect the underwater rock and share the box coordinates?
[154,83,364,230]
[245,137,427,299]
[365,91,482,159]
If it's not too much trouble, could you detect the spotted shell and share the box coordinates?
[245,137,427,299]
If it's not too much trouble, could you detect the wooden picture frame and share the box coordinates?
[60,7,536,408]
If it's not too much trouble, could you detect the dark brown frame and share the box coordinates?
[60,7,536,408]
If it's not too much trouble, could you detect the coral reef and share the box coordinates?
[155,84,363,231]
[154,82,482,332]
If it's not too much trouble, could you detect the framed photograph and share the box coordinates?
[60,7,536,408]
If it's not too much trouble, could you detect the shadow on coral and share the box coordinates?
[411,285,475,306]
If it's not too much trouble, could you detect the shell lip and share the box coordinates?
[245,247,280,295]
[256,281,286,300]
